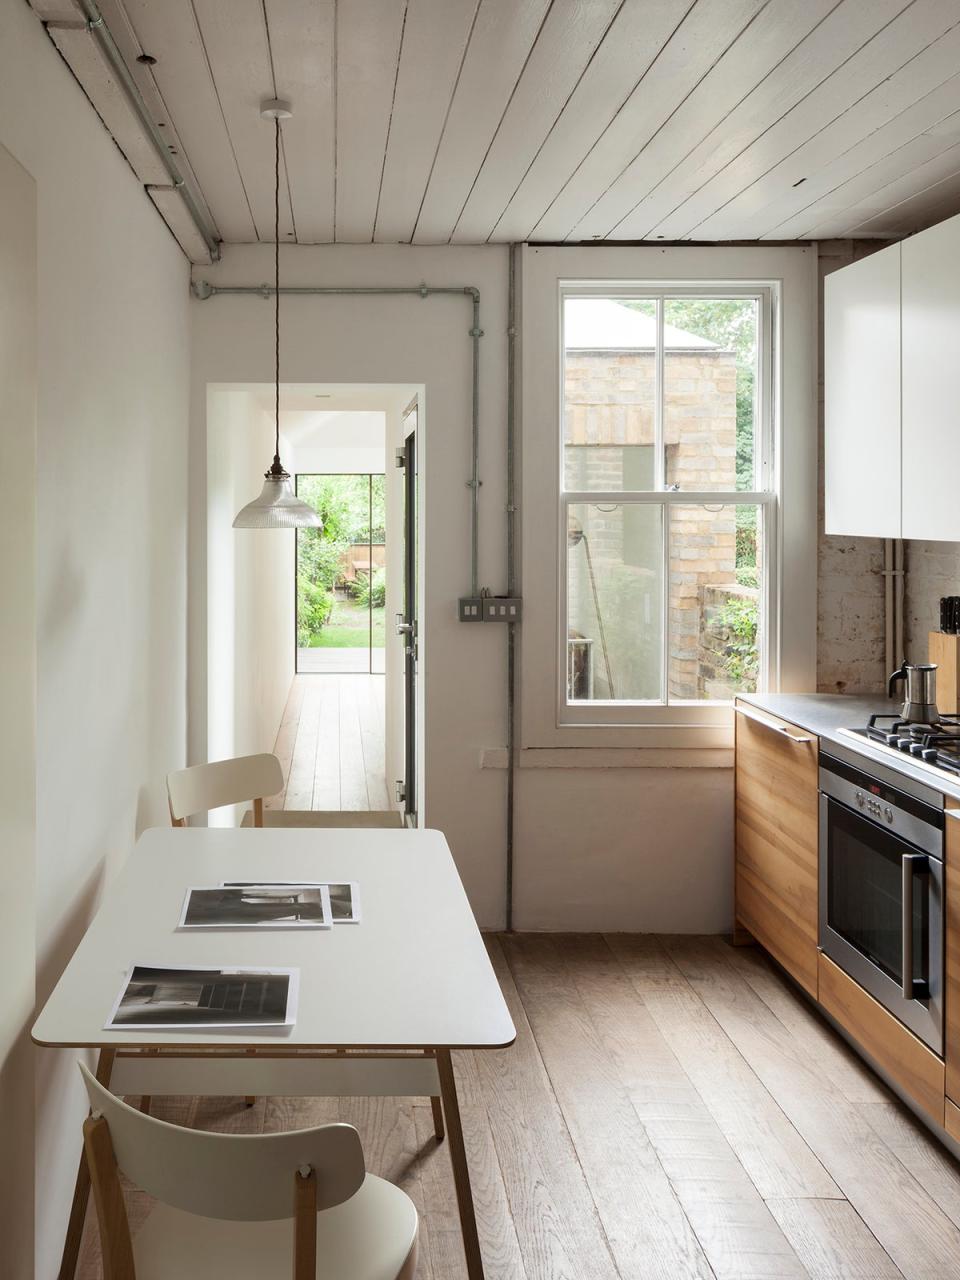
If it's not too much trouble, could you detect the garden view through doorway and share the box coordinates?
[295,474,386,674]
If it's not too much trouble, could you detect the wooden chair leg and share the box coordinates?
[59,1049,116,1280]
[430,1095,445,1142]
[293,1167,317,1280]
[83,1115,135,1280]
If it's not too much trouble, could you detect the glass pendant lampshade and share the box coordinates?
[233,460,322,529]
[234,98,321,531]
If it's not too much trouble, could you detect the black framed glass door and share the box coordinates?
[294,474,386,675]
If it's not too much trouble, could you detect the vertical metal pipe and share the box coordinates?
[894,538,906,666]
[883,538,895,676]
[467,287,482,597]
[505,247,518,932]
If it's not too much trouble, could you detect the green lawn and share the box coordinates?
[304,595,386,649]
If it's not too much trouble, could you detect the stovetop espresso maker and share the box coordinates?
[888,660,939,725]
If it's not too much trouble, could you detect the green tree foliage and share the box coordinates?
[295,475,387,645]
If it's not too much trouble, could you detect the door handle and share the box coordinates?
[733,703,812,744]
[901,853,929,1000]
[395,612,414,636]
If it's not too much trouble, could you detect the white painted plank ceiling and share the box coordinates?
[29,0,960,260]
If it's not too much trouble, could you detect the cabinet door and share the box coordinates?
[824,243,901,537]
[902,213,960,540]
[946,810,960,1107]
[735,703,819,996]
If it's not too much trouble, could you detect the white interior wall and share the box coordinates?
[207,389,294,806]
[188,243,818,931]
[0,139,37,1280]
[0,3,192,1273]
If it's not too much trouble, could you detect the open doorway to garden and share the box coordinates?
[295,473,386,675]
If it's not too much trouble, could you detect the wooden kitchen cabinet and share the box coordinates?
[824,241,901,538]
[901,214,960,540]
[945,810,960,1107]
[734,702,819,997]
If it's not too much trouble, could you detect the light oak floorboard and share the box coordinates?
[75,935,960,1279]
[555,935,806,1280]
[664,936,960,1279]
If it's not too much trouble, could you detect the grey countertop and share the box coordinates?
[737,691,960,803]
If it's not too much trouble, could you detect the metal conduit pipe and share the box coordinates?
[192,278,485,599]
[74,0,221,262]
[505,245,519,932]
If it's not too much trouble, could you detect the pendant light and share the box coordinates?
[233,99,322,530]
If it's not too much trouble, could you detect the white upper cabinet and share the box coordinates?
[902,215,960,541]
[824,243,901,538]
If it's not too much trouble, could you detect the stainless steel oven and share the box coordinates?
[819,749,944,1054]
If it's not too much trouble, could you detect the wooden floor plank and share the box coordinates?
[338,677,370,811]
[503,934,715,1280]
[476,938,621,1280]
[664,936,960,1280]
[311,677,341,810]
[267,675,307,809]
[73,935,960,1280]
[607,934,840,1202]
[556,935,807,1280]
[728,942,960,1232]
[765,1198,904,1280]
[283,678,324,810]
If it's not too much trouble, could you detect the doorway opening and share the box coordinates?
[295,473,386,675]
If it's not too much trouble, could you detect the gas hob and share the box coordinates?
[840,713,960,779]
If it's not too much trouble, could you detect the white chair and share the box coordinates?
[166,754,403,828]
[79,1062,418,1280]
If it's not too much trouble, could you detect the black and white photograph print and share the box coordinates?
[179,884,332,930]
[106,965,299,1030]
[223,880,361,923]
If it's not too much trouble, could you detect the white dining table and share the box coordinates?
[34,825,515,1280]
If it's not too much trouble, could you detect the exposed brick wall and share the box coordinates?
[564,347,741,699]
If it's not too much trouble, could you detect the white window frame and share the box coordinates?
[519,244,818,751]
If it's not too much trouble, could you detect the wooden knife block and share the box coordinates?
[930,631,960,714]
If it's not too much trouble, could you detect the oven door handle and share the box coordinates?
[902,853,929,1001]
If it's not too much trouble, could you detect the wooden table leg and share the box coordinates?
[436,1048,484,1280]
[58,1047,116,1280]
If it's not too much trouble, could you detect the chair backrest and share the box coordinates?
[79,1062,365,1221]
[166,753,284,824]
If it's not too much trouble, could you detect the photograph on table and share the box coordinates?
[105,964,300,1029]
[179,883,332,929]
[223,880,361,923]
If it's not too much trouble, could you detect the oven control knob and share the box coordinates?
[922,748,939,764]
[884,807,894,823]
[855,792,865,808]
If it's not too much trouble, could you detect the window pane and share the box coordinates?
[663,298,758,492]
[667,504,762,701]
[566,502,663,702]
[563,297,657,490]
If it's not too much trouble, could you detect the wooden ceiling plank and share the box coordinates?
[752,68,960,237]
[119,0,256,242]
[526,0,766,244]
[850,162,960,235]
[490,0,697,244]
[335,0,407,243]
[373,0,481,243]
[263,0,335,244]
[192,0,293,241]
[689,4,960,240]
[411,0,551,244]
[615,0,912,241]
[793,128,960,237]
[449,0,624,245]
